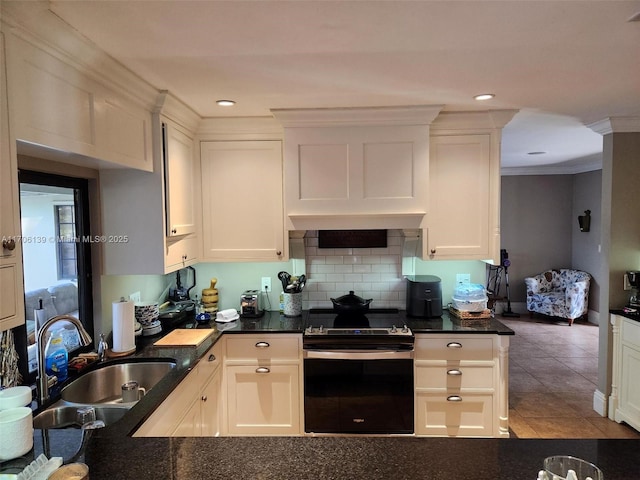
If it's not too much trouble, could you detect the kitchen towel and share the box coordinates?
[112,300,135,353]
[216,309,239,322]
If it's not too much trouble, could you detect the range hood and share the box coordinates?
[272,106,442,232]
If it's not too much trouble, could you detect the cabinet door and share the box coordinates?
[426,134,494,260]
[133,367,200,437]
[619,344,640,426]
[0,33,25,331]
[170,397,201,437]
[164,121,196,237]
[201,370,222,437]
[201,141,285,261]
[226,364,300,435]
[165,235,199,272]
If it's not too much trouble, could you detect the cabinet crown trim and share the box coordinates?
[272,105,443,127]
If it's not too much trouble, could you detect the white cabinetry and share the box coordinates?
[609,315,640,432]
[414,333,509,437]
[163,120,197,237]
[425,111,517,263]
[4,32,153,171]
[0,32,25,331]
[273,106,442,231]
[224,334,302,435]
[134,340,223,437]
[101,94,200,275]
[200,141,286,262]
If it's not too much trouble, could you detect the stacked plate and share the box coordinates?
[135,302,162,336]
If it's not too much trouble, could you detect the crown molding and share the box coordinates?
[154,91,201,133]
[431,110,519,131]
[1,2,158,111]
[501,157,602,176]
[271,105,443,128]
[588,116,640,135]
[197,116,283,140]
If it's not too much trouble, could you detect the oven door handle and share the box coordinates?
[303,349,413,360]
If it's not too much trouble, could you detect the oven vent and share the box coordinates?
[318,230,387,249]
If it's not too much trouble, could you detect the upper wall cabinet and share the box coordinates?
[425,111,517,263]
[163,120,197,237]
[0,32,25,331]
[4,30,153,171]
[101,94,200,275]
[200,140,286,262]
[272,106,442,231]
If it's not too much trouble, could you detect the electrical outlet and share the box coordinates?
[456,274,471,285]
[129,291,141,303]
[261,277,272,293]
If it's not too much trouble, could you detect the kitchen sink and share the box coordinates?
[33,405,128,429]
[34,359,177,430]
[60,359,177,404]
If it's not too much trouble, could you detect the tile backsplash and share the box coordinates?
[302,230,406,310]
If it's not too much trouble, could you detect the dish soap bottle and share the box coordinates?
[45,329,68,383]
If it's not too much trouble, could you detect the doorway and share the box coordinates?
[18,170,94,382]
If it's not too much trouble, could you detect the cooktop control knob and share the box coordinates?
[319,325,324,333]
[402,324,409,333]
[391,325,398,333]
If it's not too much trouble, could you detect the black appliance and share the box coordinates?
[406,275,442,318]
[303,308,414,435]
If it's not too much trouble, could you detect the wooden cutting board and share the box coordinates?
[154,329,214,347]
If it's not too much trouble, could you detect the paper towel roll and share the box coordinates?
[34,308,48,330]
[112,300,135,353]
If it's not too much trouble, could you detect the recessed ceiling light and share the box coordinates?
[474,93,495,101]
[527,151,547,155]
[216,100,236,106]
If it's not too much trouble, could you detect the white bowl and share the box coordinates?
[0,386,32,411]
[0,407,33,461]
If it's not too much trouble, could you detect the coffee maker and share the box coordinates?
[627,271,640,307]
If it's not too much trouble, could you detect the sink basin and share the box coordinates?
[33,405,127,429]
[60,360,176,404]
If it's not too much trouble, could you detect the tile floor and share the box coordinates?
[501,314,640,439]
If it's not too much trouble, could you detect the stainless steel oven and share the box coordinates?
[303,309,414,434]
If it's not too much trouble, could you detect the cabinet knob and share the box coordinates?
[447,395,463,402]
[447,369,462,376]
[171,228,177,234]
[430,249,436,255]
[208,354,216,362]
[2,239,16,251]
[276,250,282,256]
[201,395,207,402]
[255,342,270,348]
[255,367,270,374]
[446,342,463,349]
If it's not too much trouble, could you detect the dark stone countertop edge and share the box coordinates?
[610,308,640,322]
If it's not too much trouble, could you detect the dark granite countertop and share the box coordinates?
[27,310,640,480]
[610,308,640,322]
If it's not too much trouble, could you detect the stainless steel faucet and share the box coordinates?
[37,314,93,406]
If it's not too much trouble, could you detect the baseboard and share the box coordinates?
[593,389,607,417]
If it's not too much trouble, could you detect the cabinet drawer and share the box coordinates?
[622,319,640,349]
[226,335,300,361]
[415,392,494,437]
[415,365,494,390]
[415,336,494,361]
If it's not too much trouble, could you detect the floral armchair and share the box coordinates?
[524,269,591,325]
